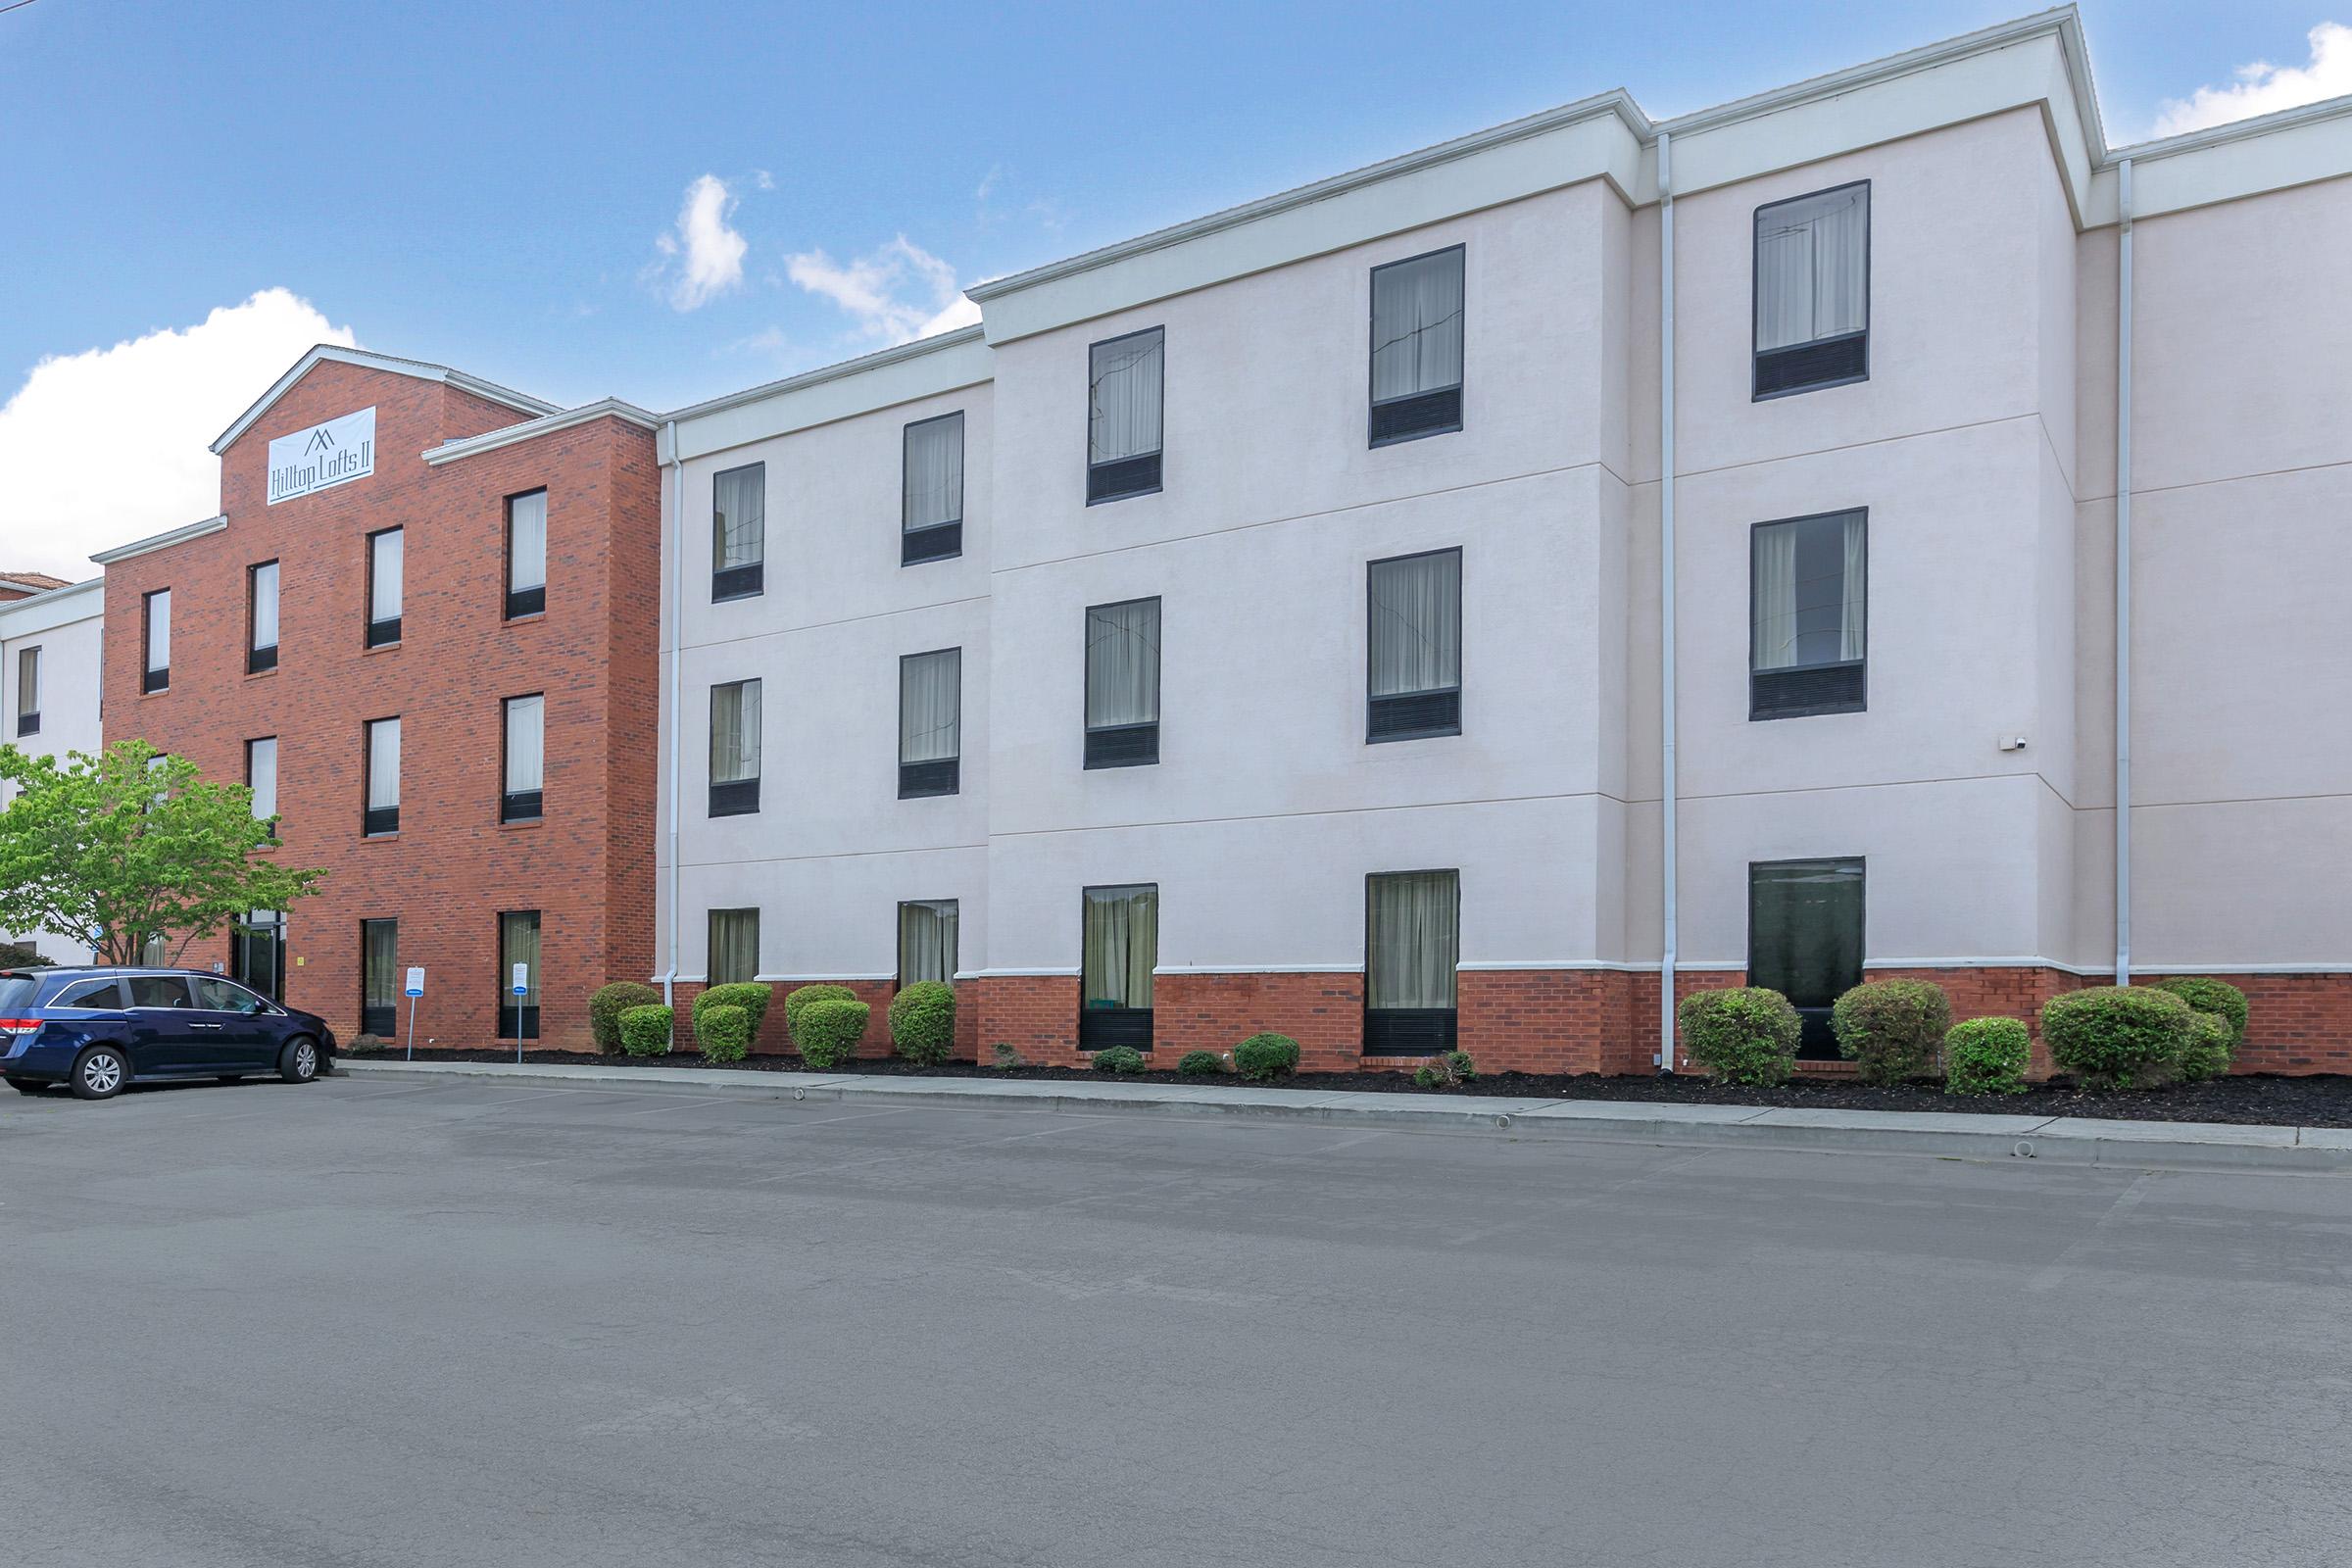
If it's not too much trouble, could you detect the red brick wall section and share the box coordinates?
[2179,974,2352,1074]
[966,975,1085,1067]
[1154,972,1364,1071]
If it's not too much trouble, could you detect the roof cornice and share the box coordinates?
[210,345,560,455]
[89,514,227,566]
[421,397,660,467]
[662,325,989,425]
[0,574,104,636]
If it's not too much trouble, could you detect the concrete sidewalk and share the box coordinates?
[334,1056,2352,1174]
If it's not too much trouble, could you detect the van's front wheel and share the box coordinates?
[278,1038,319,1084]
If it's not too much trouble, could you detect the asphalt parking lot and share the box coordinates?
[3,1073,2348,1567]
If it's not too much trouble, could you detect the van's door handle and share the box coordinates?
[190,1022,223,1029]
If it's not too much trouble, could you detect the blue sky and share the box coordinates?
[1,0,2346,572]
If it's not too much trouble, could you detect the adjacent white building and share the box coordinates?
[0,576,104,963]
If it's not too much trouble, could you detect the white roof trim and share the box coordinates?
[421,397,659,467]
[665,327,993,464]
[89,514,228,565]
[663,326,988,424]
[0,574,104,636]
[210,345,560,455]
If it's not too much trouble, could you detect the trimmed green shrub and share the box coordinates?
[2177,1010,2235,1084]
[618,1004,673,1056]
[2041,986,2195,1088]
[346,1033,390,1055]
[695,982,773,1048]
[1175,1050,1226,1077]
[795,997,868,1069]
[1679,987,1802,1087]
[2151,976,2249,1046]
[1943,1017,2031,1096]
[698,1004,751,1063]
[1233,1032,1301,1082]
[888,981,956,1066]
[989,1042,1024,1069]
[1830,977,1951,1085]
[783,983,857,1045]
[590,981,662,1055]
[1091,1045,1147,1074]
[1413,1050,1477,1089]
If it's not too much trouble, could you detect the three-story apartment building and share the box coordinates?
[0,574,104,963]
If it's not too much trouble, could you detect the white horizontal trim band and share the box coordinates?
[752,973,895,984]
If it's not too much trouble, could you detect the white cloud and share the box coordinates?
[785,236,980,345]
[654,173,748,311]
[0,289,354,578]
[2152,23,2352,138]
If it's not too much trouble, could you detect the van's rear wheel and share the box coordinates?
[278,1038,319,1084]
[71,1047,128,1101]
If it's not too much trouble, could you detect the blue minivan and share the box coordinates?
[1,967,335,1101]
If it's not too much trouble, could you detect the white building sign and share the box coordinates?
[267,406,376,505]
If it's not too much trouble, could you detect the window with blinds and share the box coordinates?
[363,716,400,837]
[368,528,404,646]
[898,648,961,798]
[1084,598,1160,768]
[249,561,280,671]
[502,694,544,821]
[1365,869,1460,1054]
[1080,884,1156,1050]
[709,679,760,816]
[711,464,765,601]
[506,490,547,618]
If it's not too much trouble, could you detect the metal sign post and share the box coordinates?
[511,963,530,1064]
[404,967,424,1061]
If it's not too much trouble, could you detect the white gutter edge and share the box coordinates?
[1657,129,1680,1071]
[2115,158,2133,986]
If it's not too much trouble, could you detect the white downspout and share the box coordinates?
[1657,130,1679,1070]
[2114,161,2132,987]
[662,419,686,1023]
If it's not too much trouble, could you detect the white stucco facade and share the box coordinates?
[0,577,104,963]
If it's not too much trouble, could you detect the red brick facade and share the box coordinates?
[100,356,660,1053]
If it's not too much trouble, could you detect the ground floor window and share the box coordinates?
[1747,857,1864,1058]
[1080,884,1156,1050]
[708,907,760,985]
[361,919,398,1036]
[232,910,285,1002]
[1365,869,1459,1054]
[898,900,958,987]
[499,910,541,1041]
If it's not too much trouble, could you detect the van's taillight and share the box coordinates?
[0,1017,40,1035]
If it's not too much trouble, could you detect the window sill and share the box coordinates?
[363,831,400,842]
[244,665,278,680]
[1751,372,1869,404]
[363,640,402,655]
[498,817,544,830]
[503,612,545,625]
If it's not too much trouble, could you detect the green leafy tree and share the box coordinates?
[0,740,324,966]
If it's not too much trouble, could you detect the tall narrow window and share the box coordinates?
[1750,510,1866,719]
[711,464,765,601]
[898,648,961,799]
[1080,884,1156,1050]
[1365,869,1459,1054]
[231,910,284,1001]
[361,919,399,1036]
[1367,548,1462,742]
[142,589,171,692]
[506,490,547,618]
[364,716,400,836]
[1369,246,1465,445]
[1754,182,1869,398]
[248,562,280,672]
[709,679,760,816]
[708,907,760,986]
[368,528,404,646]
[898,900,958,986]
[1087,328,1163,503]
[902,412,964,564]
[499,910,541,1041]
[1084,597,1160,768]
[502,694,544,822]
[1748,858,1864,1059]
[246,737,278,837]
[14,646,37,736]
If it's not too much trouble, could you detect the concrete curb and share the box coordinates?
[333,1058,2352,1174]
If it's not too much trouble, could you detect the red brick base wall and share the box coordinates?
[662,979,899,1059]
[2184,973,2352,1074]
[1154,972,1365,1071]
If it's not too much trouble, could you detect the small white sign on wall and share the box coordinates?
[267,406,376,505]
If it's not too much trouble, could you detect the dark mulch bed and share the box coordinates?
[349,1047,2352,1128]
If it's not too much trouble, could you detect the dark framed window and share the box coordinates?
[899,648,961,798]
[230,909,285,1002]
[1080,884,1156,1050]
[1750,510,1866,719]
[498,910,541,1041]
[711,463,765,601]
[246,736,277,839]
[248,561,280,672]
[902,412,964,564]
[368,527,404,646]
[1365,869,1459,1054]
[898,899,958,987]
[141,588,170,692]
[502,694,544,822]
[1084,597,1159,768]
[1369,245,1464,446]
[506,490,547,619]
[14,645,38,736]
[709,678,760,816]
[1086,328,1163,504]
[1748,858,1864,1059]
[361,919,399,1036]
[708,907,760,986]
[1367,548,1462,741]
[1753,181,1869,399]
[363,716,400,836]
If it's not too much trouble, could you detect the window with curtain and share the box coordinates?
[1750,510,1866,719]
[15,645,37,736]
[1748,858,1864,1058]
[1079,884,1156,1050]
[502,694,544,822]
[1753,182,1869,398]
[361,919,398,1036]
[709,679,760,816]
[1365,869,1460,1053]
[902,412,964,564]
[498,910,541,1040]
[1084,597,1160,768]
[248,562,280,672]
[246,737,277,835]
[364,716,400,836]
[142,589,171,692]
[898,649,961,798]
[1367,549,1462,741]
[368,528,404,645]
[506,491,548,618]
[711,463,765,600]
[708,908,760,986]
[1086,328,1164,503]
[898,900,959,986]
[1369,246,1465,445]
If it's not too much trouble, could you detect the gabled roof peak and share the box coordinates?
[209,344,560,455]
